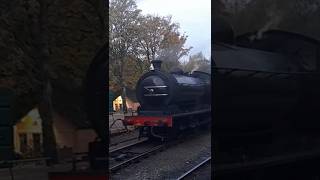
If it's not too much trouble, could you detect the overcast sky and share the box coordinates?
[136,0,211,61]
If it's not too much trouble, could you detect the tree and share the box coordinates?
[36,0,106,164]
[133,15,191,69]
[0,0,59,163]
[0,0,105,163]
[34,0,59,164]
[109,55,148,92]
[157,25,191,72]
[109,0,191,110]
[109,0,141,112]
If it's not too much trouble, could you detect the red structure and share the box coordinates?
[124,115,173,127]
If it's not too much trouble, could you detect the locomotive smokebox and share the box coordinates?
[151,60,162,71]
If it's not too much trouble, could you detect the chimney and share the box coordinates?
[151,60,162,71]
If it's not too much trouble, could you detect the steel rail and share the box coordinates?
[109,128,210,174]
[176,156,211,180]
[110,136,146,147]
[109,138,149,153]
[109,136,190,173]
[109,143,166,173]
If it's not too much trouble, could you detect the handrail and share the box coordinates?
[212,66,320,79]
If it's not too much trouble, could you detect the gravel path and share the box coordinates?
[110,130,211,180]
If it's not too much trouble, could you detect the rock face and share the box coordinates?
[0,0,106,125]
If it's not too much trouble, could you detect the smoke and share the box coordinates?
[150,63,154,70]
[248,7,283,41]
[256,11,282,39]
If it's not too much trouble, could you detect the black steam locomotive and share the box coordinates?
[213,18,320,162]
[125,60,211,140]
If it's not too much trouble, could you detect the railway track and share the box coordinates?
[109,138,164,173]
[176,156,211,180]
[109,138,149,153]
[110,137,147,150]
[109,127,210,175]
[109,136,188,174]
[110,136,139,146]
[109,143,165,173]
[109,128,145,149]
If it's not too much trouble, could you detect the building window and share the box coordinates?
[19,133,27,153]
